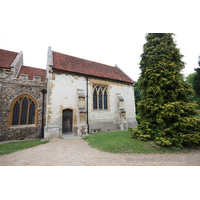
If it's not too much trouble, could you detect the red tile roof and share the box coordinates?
[17,66,46,82]
[0,49,18,69]
[52,51,133,83]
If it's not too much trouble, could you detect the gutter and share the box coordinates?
[41,89,47,138]
[86,75,89,134]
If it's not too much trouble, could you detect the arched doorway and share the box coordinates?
[62,109,73,134]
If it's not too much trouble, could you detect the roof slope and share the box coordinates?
[17,66,46,82]
[52,51,133,83]
[0,49,18,69]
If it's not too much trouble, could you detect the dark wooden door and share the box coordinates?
[62,109,73,134]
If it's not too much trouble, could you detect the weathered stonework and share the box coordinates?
[44,70,137,138]
[0,70,47,141]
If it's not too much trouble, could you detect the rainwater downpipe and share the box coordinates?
[86,75,89,134]
[41,89,47,138]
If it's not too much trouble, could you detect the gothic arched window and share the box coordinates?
[93,85,108,110]
[8,94,38,128]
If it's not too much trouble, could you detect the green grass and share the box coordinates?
[0,139,49,155]
[84,131,191,154]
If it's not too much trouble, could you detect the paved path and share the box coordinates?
[0,138,200,166]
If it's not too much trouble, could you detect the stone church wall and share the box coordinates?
[0,70,47,141]
[45,71,137,138]
[88,77,137,133]
[45,72,87,139]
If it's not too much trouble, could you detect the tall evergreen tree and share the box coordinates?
[134,81,142,114]
[130,33,200,148]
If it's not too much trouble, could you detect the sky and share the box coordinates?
[1,0,200,197]
[1,0,200,82]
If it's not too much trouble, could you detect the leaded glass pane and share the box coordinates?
[20,98,28,125]
[104,90,108,109]
[93,90,97,109]
[12,102,19,125]
[28,102,35,124]
[99,90,102,109]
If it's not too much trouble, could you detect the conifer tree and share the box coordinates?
[130,33,200,148]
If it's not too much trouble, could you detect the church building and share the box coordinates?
[0,47,137,141]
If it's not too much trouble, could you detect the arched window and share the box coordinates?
[99,89,102,109]
[8,94,38,127]
[93,89,97,109]
[93,85,108,110]
[104,90,107,109]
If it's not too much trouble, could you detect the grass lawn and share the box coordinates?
[0,139,49,155]
[84,131,191,154]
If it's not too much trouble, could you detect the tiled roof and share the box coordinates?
[52,51,133,83]
[17,66,46,82]
[0,49,18,69]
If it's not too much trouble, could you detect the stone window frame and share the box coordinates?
[92,84,108,110]
[7,94,38,128]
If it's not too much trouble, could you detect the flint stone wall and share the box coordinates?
[0,70,47,141]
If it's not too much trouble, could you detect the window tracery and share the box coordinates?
[93,85,108,110]
[8,94,38,127]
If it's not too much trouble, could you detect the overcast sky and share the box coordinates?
[1,0,200,82]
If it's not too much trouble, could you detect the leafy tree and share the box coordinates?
[193,68,200,97]
[185,72,200,108]
[185,72,197,88]
[129,33,200,148]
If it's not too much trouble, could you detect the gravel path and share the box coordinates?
[0,138,200,166]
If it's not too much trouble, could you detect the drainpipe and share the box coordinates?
[86,75,89,134]
[41,89,47,138]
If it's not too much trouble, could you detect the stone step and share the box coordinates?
[62,134,79,140]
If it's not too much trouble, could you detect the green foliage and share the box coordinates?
[185,72,200,109]
[193,68,200,97]
[136,115,140,124]
[129,33,200,148]
[185,72,197,88]
[84,130,190,154]
[0,139,49,155]
[134,81,142,113]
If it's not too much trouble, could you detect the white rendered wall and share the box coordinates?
[45,72,137,138]
[88,78,136,130]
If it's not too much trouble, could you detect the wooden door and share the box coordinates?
[62,109,73,134]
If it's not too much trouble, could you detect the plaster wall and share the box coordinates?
[45,72,137,138]
[45,73,86,138]
[88,78,137,132]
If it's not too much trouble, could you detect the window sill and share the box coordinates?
[92,109,109,112]
[9,124,37,129]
